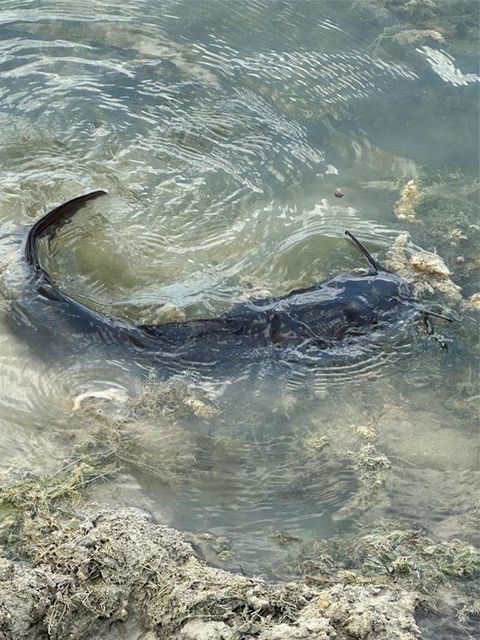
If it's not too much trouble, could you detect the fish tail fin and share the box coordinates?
[25,190,107,269]
[344,230,384,274]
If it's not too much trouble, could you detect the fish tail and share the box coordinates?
[25,190,107,270]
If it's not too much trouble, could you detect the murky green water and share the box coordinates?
[0,1,479,637]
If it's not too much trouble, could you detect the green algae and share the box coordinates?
[287,518,480,634]
[353,523,480,585]
[0,461,419,640]
[0,455,117,559]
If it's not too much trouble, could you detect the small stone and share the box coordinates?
[334,188,345,198]
[456,256,465,265]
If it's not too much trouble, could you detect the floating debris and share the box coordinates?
[304,433,330,451]
[356,425,378,441]
[182,395,219,418]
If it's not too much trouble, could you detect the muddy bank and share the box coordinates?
[0,453,478,640]
[0,503,422,640]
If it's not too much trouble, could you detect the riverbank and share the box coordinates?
[1,456,478,640]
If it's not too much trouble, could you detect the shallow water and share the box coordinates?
[0,1,479,637]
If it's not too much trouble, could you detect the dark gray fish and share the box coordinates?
[18,190,443,373]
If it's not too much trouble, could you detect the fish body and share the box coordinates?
[19,190,420,369]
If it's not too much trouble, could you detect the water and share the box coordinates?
[0,1,479,637]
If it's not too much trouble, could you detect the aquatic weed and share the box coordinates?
[353,522,480,591]
[0,455,117,559]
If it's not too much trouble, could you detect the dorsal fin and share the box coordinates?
[25,190,107,270]
[344,230,384,274]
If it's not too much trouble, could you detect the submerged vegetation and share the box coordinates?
[69,375,220,486]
